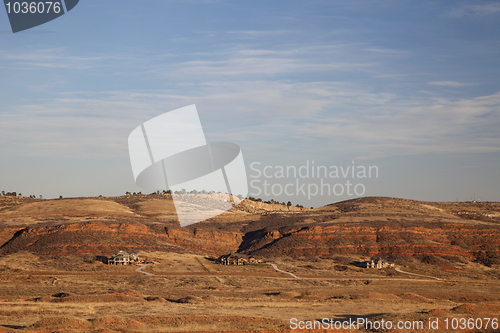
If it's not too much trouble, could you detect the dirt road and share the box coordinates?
[268,263,300,279]
[395,266,443,280]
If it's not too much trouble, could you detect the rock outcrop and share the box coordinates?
[238,223,500,260]
[0,222,242,256]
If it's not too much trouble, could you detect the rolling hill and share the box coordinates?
[0,194,499,265]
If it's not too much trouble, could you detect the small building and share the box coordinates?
[361,258,394,269]
[108,251,138,265]
[217,253,262,265]
[248,256,258,264]
[218,253,244,265]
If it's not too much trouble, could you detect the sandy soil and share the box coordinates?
[0,251,499,332]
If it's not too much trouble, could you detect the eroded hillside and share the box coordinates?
[0,195,499,265]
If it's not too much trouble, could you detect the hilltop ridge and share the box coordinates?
[0,195,499,266]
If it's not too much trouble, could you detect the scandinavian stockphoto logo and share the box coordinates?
[3,0,79,33]
[128,105,248,227]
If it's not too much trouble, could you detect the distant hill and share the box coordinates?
[0,195,499,266]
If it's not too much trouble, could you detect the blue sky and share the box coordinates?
[0,0,499,206]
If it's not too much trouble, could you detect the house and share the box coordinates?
[218,253,245,265]
[248,256,258,264]
[361,258,394,269]
[108,251,139,265]
[217,253,262,265]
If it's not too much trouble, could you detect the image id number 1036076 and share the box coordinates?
[5,1,61,14]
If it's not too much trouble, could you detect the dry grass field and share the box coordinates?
[0,195,499,332]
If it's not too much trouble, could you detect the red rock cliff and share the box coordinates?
[0,222,242,256]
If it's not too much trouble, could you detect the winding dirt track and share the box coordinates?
[268,263,300,279]
[395,266,444,281]
[135,265,154,276]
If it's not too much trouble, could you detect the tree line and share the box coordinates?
[247,196,304,208]
[0,191,42,199]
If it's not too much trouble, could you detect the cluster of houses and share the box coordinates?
[359,258,395,269]
[215,253,395,270]
[216,253,263,265]
[103,251,394,272]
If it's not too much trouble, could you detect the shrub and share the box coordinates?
[84,256,96,264]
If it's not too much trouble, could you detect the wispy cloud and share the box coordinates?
[194,29,299,36]
[0,29,495,162]
[225,30,299,37]
[296,91,500,157]
[0,48,130,69]
[3,84,498,161]
[363,48,412,58]
[0,42,384,80]
[446,3,500,18]
[149,43,383,80]
[428,81,475,88]
[169,57,375,78]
